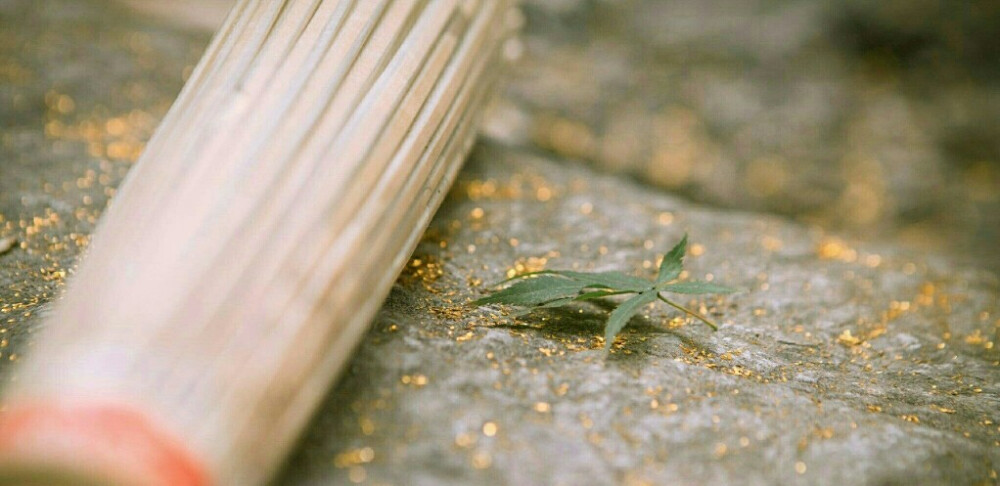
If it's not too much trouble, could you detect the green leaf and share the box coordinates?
[574,289,636,301]
[556,271,650,291]
[657,234,687,284]
[473,233,736,342]
[659,281,736,294]
[604,291,658,350]
[510,296,577,317]
[506,270,649,291]
[473,276,586,306]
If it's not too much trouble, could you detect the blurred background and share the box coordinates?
[5,0,997,271]
[505,0,1000,272]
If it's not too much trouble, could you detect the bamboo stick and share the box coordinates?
[0,1,516,484]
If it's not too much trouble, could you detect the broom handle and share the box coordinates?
[0,1,515,484]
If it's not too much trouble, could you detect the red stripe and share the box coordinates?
[0,403,210,486]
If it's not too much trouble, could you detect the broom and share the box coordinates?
[0,0,516,484]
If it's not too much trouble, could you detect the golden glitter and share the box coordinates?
[360,417,375,435]
[739,437,750,447]
[470,207,484,219]
[964,330,986,345]
[689,243,705,256]
[794,462,807,474]
[837,330,861,347]
[817,238,857,262]
[507,256,548,277]
[579,202,593,215]
[713,443,728,457]
[334,447,375,468]
[55,94,75,114]
[482,422,498,437]
[901,414,920,423]
[348,466,366,483]
[930,405,956,414]
[533,402,551,413]
[455,433,475,448]
[864,254,882,267]
[471,450,493,469]
[105,118,127,136]
[536,186,552,202]
[541,116,595,160]
[657,212,674,225]
[761,236,783,251]
[358,447,374,463]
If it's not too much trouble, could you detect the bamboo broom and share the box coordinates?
[0,1,516,484]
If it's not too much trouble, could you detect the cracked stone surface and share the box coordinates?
[1,1,998,485]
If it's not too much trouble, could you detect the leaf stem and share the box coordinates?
[574,289,636,301]
[657,294,719,331]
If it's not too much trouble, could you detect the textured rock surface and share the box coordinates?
[276,143,999,485]
[1,1,999,485]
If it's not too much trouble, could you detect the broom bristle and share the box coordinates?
[0,1,516,484]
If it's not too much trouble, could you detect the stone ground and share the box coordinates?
[1,1,998,485]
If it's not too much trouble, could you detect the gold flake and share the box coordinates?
[348,466,366,483]
[964,330,986,345]
[713,443,727,457]
[360,417,375,435]
[761,236,782,251]
[455,433,475,448]
[837,330,861,347]
[930,404,956,414]
[471,450,492,469]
